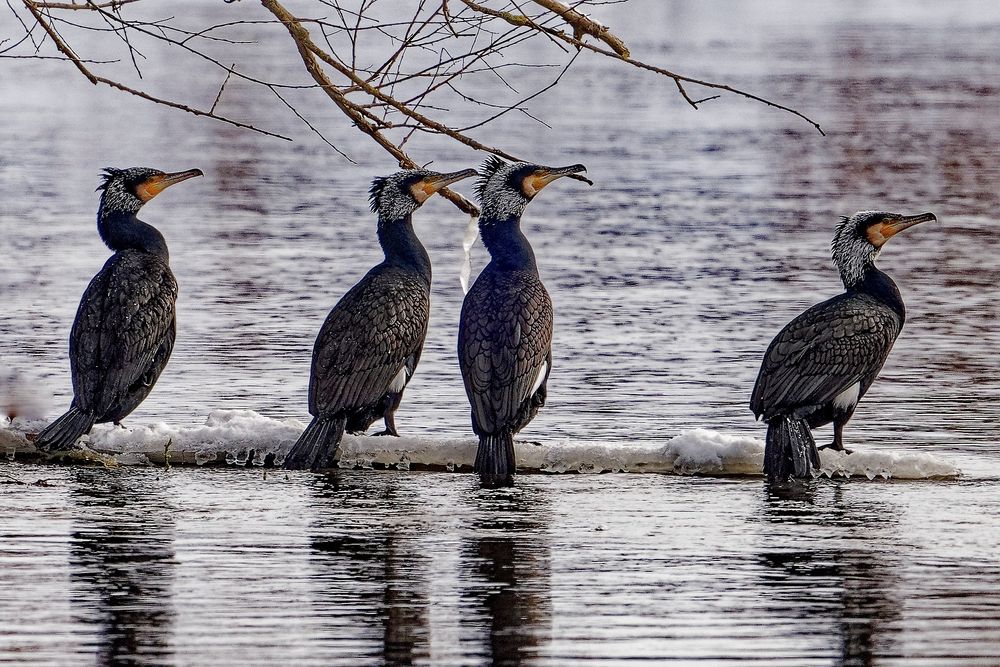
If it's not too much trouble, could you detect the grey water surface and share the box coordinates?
[2,1,1000,664]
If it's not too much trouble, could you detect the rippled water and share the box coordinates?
[3,469,999,664]
[3,0,1000,663]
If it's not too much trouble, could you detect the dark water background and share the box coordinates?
[2,1,1000,664]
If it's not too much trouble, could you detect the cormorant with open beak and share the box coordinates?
[750,211,936,482]
[284,168,477,471]
[459,157,592,487]
[34,167,203,452]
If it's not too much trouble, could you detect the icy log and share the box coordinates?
[0,410,960,479]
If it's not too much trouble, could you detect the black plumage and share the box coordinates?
[750,210,935,482]
[459,157,590,487]
[284,168,476,471]
[460,266,553,480]
[34,167,203,452]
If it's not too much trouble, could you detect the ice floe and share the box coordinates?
[0,410,960,479]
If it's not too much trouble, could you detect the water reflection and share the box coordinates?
[759,483,902,665]
[460,486,552,667]
[380,537,430,666]
[308,473,431,665]
[68,469,176,665]
[304,474,553,666]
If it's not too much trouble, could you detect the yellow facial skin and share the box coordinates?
[866,212,936,248]
[408,168,478,204]
[135,169,204,202]
[520,164,592,198]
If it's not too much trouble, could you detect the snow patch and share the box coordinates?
[817,448,958,480]
[0,410,960,479]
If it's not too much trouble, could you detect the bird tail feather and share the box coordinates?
[475,430,516,487]
[33,407,96,452]
[764,416,820,482]
[283,416,346,471]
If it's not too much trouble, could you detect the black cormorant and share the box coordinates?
[284,168,477,471]
[459,157,591,487]
[34,167,204,452]
[750,210,936,482]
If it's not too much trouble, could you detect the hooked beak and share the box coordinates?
[420,168,478,196]
[876,211,936,245]
[136,168,204,202]
[524,164,591,198]
[524,164,592,197]
[885,212,936,235]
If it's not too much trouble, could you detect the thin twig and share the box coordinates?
[262,0,481,215]
[462,0,825,135]
[21,0,293,140]
[269,84,355,162]
[209,63,235,114]
[33,0,140,9]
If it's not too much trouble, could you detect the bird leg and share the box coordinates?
[373,396,401,437]
[818,419,853,454]
[372,418,398,437]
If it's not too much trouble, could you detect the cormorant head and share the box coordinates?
[831,210,936,287]
[369,168,478,221]
[97,166,203,218]
[475,156,592,220]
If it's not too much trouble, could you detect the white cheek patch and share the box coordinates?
[528,360,548,398]
[833,382,861,412]
[388,367,407,393]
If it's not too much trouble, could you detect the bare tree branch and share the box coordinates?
[19,0,294,139]
[532,0,629,57]
[32,0,140,9]
[262,0,481,215]
[461,0,824,134]
[7,0,827,216]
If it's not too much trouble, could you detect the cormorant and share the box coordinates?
[284,168,477,471]
[459,157,591,487]
[750,210,936,482]
[34,167,203,452]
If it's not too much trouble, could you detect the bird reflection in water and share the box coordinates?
[68,469,176,665]
[305,473,552,666]
[459,484,552,667]
[309,472,431,666]
[759,482,902,664]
